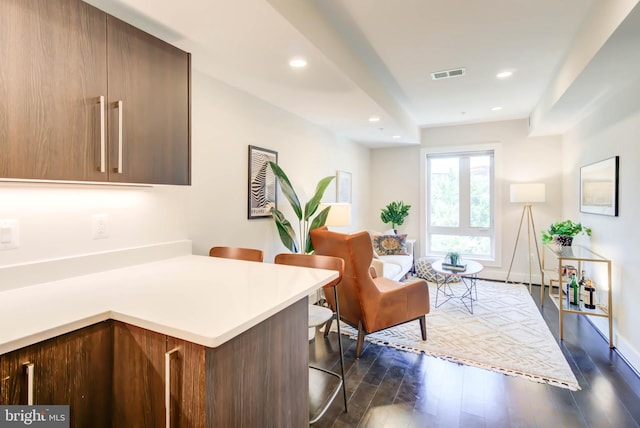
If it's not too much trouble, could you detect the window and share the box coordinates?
[426,151,494,258]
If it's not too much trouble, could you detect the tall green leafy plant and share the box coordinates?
[269,162,334,253]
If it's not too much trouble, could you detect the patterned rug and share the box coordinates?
[333,280,580,390]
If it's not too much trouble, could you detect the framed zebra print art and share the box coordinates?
[248,145,278,219]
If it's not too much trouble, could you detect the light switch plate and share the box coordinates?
[0,219,19,250]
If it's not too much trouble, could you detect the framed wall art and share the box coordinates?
[580,156,619,216]
[336,170,352,203]
[248,145,278,219]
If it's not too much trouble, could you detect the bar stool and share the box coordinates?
[208,246,264,262]
[274,253,348,424]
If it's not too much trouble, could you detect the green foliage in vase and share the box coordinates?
[541,219,592,245]
[446,251,460,265]
[268,162,334,253]
[380,201,411,230]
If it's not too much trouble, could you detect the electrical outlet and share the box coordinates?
[0,219,19,250]
[92,214,109,239]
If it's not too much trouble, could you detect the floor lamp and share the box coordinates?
[505,183,546,295]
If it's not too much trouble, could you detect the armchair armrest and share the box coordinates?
[406,238,416,257]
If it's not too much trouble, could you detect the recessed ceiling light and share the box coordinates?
[491,106,503,111]
[289,58,307,68]
[392,135,401,139]
[368,116,380,122]
[496,70,513,79]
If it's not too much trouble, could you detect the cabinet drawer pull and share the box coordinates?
[98,96,106,173]
[23,362,34,405]
[165,347,179,428]
[115,100,124,174]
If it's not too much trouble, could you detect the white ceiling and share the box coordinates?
[85,0,640,147]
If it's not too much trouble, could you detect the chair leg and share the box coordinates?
[333,286,348,414]
[323,318,333,337]
[355,321,365,359]
[419,315,427,340]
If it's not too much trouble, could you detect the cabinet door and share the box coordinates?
[62,322,112,428]
[106,16,190,185]
[167,336,206,427]
[112,321,166,428]
[0,0,108,181]
[0,322,112,428]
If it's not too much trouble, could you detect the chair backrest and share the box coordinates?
[273,253,344,290]
[310,227,381,329]
[208,246,264,262]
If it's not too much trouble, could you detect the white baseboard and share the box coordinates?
[0,240,192,292]
[615,336,640,376]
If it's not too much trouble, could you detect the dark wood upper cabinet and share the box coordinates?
[106,16,190,185]
[0,0,191,185]
[0,0,108,181]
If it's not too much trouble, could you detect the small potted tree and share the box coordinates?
[380,201,411,233]
[541,219,591,246]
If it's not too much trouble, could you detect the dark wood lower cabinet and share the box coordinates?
[1,298,308,427]
[0,321,112,428]
[111,321,166,427]
[167,336,206,427]
[204,297,308,427]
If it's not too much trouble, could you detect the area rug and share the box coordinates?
[333,280,580,391]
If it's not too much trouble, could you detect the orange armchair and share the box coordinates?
[310,227,430,358]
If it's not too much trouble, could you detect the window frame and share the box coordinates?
[420,144,503,266]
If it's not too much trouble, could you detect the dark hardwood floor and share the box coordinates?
[309,283,640,427]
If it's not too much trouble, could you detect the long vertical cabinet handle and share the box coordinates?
[98,96,106,172]
[23,362,34,405]
[165,347,179,428]
[115,100,123,174]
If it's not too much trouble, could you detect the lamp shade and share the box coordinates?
[510,183,546,203]
[318,203,351,226]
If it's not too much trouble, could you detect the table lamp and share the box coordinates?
[319,203,351,227]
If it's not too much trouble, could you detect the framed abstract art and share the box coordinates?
[248,145,278,219]
[580,156,619,216]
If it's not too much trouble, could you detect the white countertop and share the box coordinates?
[0,255,338,354]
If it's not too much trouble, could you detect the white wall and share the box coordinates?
[369,119,563,281]
[0,183,189,267]
[187,69,369,262]
[562,78,640,370]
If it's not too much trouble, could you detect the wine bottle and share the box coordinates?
[578,270,587,302]
[584,279,596,309]
[569,273,579,306]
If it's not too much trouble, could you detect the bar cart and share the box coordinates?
[541,244,613,348]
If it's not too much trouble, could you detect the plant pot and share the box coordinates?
[552,235,573,246]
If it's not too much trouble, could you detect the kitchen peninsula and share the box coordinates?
[0,252,337,426]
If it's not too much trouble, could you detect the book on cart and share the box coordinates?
[442,263,467,272]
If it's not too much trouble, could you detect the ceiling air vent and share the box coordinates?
[431,67,466,80]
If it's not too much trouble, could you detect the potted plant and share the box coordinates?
[541,219,592,246]
[268,162,334,253]
[446,251,460,266]
[380,201,411,232]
